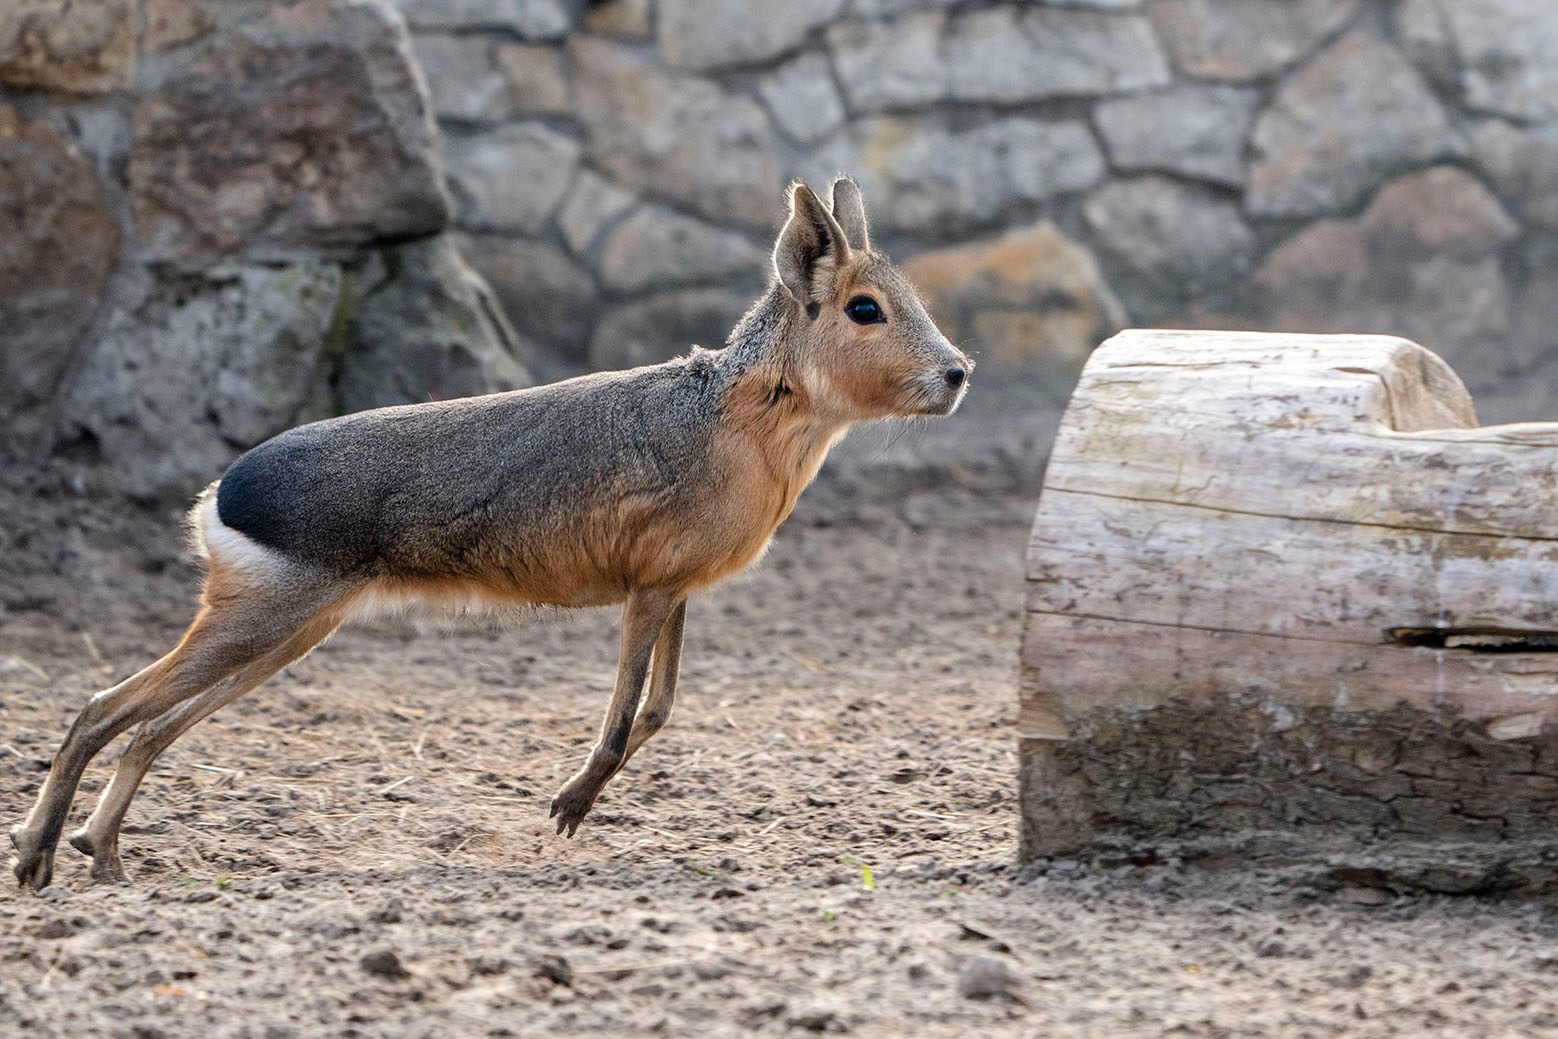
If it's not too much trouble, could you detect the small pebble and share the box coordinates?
[957,954,1027,1004]
[534,953,573,987]
[360,949,411,980]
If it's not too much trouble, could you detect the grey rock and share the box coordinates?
[1442,0,1558,121]
[1471,120,1558,232]
[492,42,572,113]
[64,261,345,500]
[947,6,1169,102]
[570,36,781,231]
[457,232,597,364]
[412,33,501,120]
[835,116,1105,235]
[1147,0,1359,81]
[599,206,768,294]
[1248,33,1457,218]
[130,0,449,263]
[828,12,946,112]
[1094,84,1256,186]
[1253,167,1520,398]
[339,236,532,414]
[1084,176,1257,315]
[0,0,136,93]
[957,955,1027,1002]
[360,948,412,980]
[412,34,570,121]
[758,51,847,146]
[658,0,846,71]
[394,0,575,38]
[443,122,580,234]
[556,170,638,257]
[0,106,120,426]
[588,289,754,371]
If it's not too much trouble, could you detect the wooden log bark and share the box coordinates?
[1020,330,1558,864]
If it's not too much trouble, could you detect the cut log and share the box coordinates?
[1020,330,1558,869]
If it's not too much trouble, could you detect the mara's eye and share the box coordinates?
[844,295,885,325]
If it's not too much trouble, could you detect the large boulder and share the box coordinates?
[4,0,530,502]
[569,36,781,232]
[1247,33,1458,218]
[0,0,137,93]
[0,107,120,434]
[130,0,450,263]
[1252,168,1520,399]
[64,262,346,500]
[338,236,532,414]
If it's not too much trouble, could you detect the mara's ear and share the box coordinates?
[773,181,851,313]
[829,176,870,252]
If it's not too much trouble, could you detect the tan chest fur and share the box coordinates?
[639,376,846,596]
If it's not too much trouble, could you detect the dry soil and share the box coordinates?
[3,442,1558,1039]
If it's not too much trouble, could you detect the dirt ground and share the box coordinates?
[4,438,1558,1039]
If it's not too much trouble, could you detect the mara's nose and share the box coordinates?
[944,366,967,389]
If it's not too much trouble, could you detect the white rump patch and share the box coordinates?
[190,486,288,575]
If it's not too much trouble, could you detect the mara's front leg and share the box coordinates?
[550,589,681,837]
[615,599,686,773]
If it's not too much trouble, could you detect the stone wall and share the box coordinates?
[1,0,529,499]
[6,0,1555,506]
[399,0,1558,421]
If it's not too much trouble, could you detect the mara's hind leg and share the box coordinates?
[68,607,345,884]
[9,561,348,891]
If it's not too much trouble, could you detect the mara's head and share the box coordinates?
[768,177,971,420]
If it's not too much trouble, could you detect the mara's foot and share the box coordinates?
[69,828,129,885]
[9,825,56,892]
[548,777,603,838]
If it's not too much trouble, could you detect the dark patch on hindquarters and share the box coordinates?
[214,423,383,571]
[217,435,313,552]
